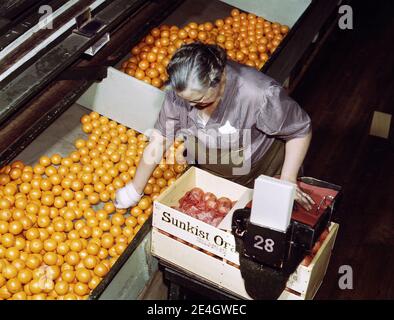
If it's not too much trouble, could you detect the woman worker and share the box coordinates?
[115,42,315,210]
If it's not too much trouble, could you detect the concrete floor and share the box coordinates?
[292,0,394,299]
[139,271,168,300]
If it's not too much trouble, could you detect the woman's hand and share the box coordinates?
[280,131,313,210]
[114,183,142,209]
[279,175,315,211]
[294,185,315,211]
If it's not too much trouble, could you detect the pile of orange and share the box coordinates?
[0,111,186,300]
[120,8,290,88]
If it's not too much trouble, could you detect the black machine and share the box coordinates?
[231,177,342,299]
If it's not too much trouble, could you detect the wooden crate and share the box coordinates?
[152,166,253,265]
[286,222,339,299]
[152,185,339,301]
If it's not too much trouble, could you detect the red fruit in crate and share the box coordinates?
[301,255,313,267]
[312,241,322,255]
[320,229,330,242]
[178,191,191,207]
[205,199,218,211]
[203,192,217,202]
[217,197,233,216]
[182,204,201,218]
[189,187,204,203]
[204,192,218,211]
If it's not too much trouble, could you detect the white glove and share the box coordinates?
[114,183,142,209]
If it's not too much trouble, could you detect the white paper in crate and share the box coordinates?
[251,175,295,232]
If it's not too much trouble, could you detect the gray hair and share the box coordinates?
[167,42,227,93]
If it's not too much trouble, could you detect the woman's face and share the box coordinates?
[177,85,221,109]
[177,70,226,110]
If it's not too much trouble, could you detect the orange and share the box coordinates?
[122,226,134,238]
[0,221,9,235]
[125,216,137,228]
[0,209,12,222]
[62,270,75,283]
[110,225,122,238]
[29,239,43,253]
[134,225,142,235]
[12,258,25,270]
[156,178,167,188]
[88,193,100,205]
[57,243,70,256]
[131,207,143,217]
[79,226,92,239]
[5,247,20,261]
[137,214,149,225]
[76,268,91,283]
[88,276,101,290]
[17,269,33,284]
[2,264,18,279]
[37,215,50,228]
[99,220,111,232]
[86,242,100,256]
[41,192,55,206]
[115,243,127,256]
[96,210,108,221]
[86,217,99,228]
[94,263,109,278]
[74,282,89,296]
[43,252,58,265]
[6,278,22,294]
[46,265,60,280]
[65,252,80,266]
[0,198,11,210]
[43,239,57,252]
[83,255,97,270]
[8,221,23,235]
[69,239,83,252]
[12,291,27,300]
[101,234,114,249]
[9,168,22,180]
[55,281,69,295]
[143,183,153,195]
[138,197,151,210]
[25,255,41,270]
[111,213,125,226]
[54,197,66,209]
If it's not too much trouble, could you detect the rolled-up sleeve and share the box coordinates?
[256,84,311,140]
[154,90,181,140]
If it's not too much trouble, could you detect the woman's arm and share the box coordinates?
[280,131,312,183]
[280,131,315,210]
[132,131,171,194]
[114,130,170,209]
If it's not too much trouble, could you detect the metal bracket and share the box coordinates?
[73,8,107,38]
[85,32,110,56]
[73,8,109,56]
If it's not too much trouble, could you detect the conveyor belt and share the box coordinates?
[0,0,146,125]
[0,0,60,36]
[0,0,48,33]
[0,0,184,167]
